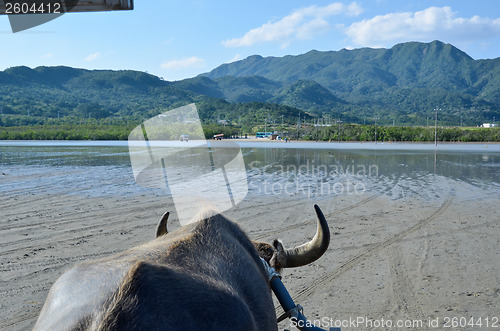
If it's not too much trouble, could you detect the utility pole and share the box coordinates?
[374,117,380,144]
[297,112,300,139]
[434,107,438,146]
[337,119,342,143]
[315,118,319,142]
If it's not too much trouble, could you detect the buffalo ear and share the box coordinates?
[270,239,286,272]
[253,241,274,263]
[155,212,170,238]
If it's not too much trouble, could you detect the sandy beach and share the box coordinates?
[0,143,499,330]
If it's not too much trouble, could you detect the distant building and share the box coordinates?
[213,134,224,140]
[480,123,498,128]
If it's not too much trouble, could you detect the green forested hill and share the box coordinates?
[269,80,346,115]
[0,66,183,122]
[202,41,489,95]
[198,40,500,125]
[0,40,499,130]
[0,65,306,134]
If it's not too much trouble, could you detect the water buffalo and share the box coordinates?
[33,205,330,331]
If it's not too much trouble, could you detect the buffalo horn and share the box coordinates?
[155,212,170,238]
[284,204,330,268]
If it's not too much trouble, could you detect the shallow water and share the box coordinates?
[0,141,498,202]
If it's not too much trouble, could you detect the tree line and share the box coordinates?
[301,124,500,142]
[2,121,498,142]
[0,122,242,141]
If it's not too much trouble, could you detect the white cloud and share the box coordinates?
[345,6,500,47]
[41,53,54,59]
[160,56,206,70]
[85,52,101,62]
[296,17,330,40]
[227,54,242,63]
[223,2,363,48]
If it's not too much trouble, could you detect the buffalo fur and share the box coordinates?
[253,240,286,272]
[33,213,280,331]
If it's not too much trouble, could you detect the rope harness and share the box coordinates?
[260,258,340,331]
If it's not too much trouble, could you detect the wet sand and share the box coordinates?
[1,173,499,330]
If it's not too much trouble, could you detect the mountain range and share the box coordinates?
[196,40,500,125]
[1,40,499,127]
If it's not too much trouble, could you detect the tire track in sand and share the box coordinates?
[289,194,454,306]
[254,193,383,241]
[254,174,402,242]
[388,245,424,321]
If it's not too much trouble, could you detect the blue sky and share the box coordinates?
[1,0,500,81]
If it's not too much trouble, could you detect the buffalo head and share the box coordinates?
[156,204,330,272]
